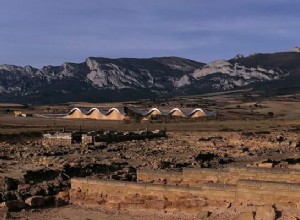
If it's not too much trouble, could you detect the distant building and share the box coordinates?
[125,107,212,121]
[42,132,73,146]
[65,106,215,121]
[291,47,300,53]
[67,107,126,120]
[14,111,33,117]
[169,108,186,117]
[42,129,167,146]
[14,111,22,116]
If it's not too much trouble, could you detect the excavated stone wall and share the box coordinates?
[70,167,300,211]
[70,178,300,210]
[137,167,300,186]
[42,133,72,146]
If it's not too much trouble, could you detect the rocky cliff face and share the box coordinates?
[192,60,288,90]
[0,52,298,103]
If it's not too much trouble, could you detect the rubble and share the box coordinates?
[0,129,299,219]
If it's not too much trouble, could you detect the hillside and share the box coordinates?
[0,51,299,103]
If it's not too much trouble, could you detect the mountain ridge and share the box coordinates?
[0,52,299,103]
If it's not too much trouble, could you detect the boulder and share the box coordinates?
[4,177,18,191]
[2,192,17,202]
[55,198,68,207]
[2,212,12,220]
[30,186,44,196]
[235,212,254,220]
[18,183,31,191]
[144,199,171,209]
[196,210,210,219]
[56,191,70,202]
[25,196,45,207]
[44,196,56,206]
[4,200,26,211]
[278,215,299,220]
[255,206,276,220]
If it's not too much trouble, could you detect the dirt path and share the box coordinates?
[5,205,193,220]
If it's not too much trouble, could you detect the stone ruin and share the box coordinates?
[42,129,167,147]
[70,167,300,219]
[42,132,73,146]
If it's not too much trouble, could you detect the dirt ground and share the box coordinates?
[0,205,195,220]
[0,91,299,219]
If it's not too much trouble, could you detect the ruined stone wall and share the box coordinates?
[137,167,300,186]
[42,133,72,146]
[137,170,183,185]
[81,135,93,146]
[70,178,300,209]
[42,138,72,146]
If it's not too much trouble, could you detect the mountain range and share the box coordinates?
[0,49,299,103]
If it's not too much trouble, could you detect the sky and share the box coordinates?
[0,0,299,67]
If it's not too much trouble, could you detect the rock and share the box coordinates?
[235,212,254,220]
[55,198,68,207]
[210,200,231,209]
[144,199,171,209]
[277,215,299,220]
[25,196,45,207]
[14,191,23,201]
[4,177,18,191]
[56,191,70,202]
[196,210,210,219]
[44,196,56,206]
[2,211,12,220]
[18,183,31,191]
[2,192,17,202]
[257,163,273,168]
[255,206,276,220]
[30,186,44,196]
[42,184,55,196]
[174,198,207,208]
[4,200,26,211]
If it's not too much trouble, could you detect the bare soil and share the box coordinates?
[0,92,299,219]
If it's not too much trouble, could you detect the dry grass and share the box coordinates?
[0,115,299,134]
[0,103,25,107]
[0,91,299,134]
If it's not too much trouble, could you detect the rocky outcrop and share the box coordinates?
[192,60,288,90]
[0,51,297,103]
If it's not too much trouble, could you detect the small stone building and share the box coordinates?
[42,132,73,146]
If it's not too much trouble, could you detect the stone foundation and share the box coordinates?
[137,167,300,186]
[70,167,300,211]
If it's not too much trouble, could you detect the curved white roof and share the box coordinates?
[86,108,107,115]
[169,108,184,114]
[68,107,83,115]
[187,108,205,116]
[67,107,209,118]
[143,108,162,116]
[86,107,99,114]
[105,107,125,115]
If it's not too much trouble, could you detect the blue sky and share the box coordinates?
[0,0,299,67]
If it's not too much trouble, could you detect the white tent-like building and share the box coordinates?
[67,107,126,120]
[85,108,106,120]
[169,108,186,117]
[104,108,126,120]
[187,108,207,118]
[135,108,162,121]
[66,106,211,120]
[67,108,87,119]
